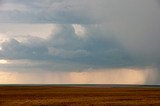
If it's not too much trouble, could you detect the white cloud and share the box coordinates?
[0,59,8,64]
[72,24,86,39]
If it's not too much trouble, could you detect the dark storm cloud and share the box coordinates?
[0,37,48,60]
[0,24,136,69]
[0,0,97,24]
[0,0,160,70]
[156,0,160,5]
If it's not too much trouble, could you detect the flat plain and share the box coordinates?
[0,85,160,106]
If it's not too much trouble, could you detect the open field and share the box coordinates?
[0,85,160,106]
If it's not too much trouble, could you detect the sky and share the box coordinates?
[0,0,160,84]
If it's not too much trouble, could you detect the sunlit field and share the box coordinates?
[0,85,160,106]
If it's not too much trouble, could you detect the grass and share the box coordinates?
[0,86,160,105]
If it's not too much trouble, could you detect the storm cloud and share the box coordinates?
[0,0,160,84]
[0,24,135,69]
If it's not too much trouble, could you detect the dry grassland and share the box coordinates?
[0,86,160,106]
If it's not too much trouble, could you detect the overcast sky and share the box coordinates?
[0,0,160,84]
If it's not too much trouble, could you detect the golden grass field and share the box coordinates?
[0,85,160,106]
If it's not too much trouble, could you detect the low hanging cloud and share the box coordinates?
[2,0,158,66]
[0,0,159,68]
[0,24,135,70]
